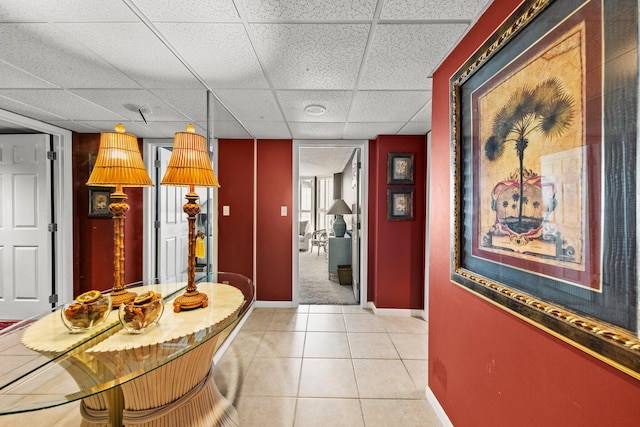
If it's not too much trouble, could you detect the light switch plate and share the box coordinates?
[223,206,230,216]
[281,206,287,216]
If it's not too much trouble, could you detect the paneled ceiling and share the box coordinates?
[0,0,491,141]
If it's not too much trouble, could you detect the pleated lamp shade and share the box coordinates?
[161,125,220,188]
[87,124,153,187]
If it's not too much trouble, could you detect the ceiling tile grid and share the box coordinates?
[380,0,488,21]
[289,122,347,140]
[277,90,353,122]
[359,23,467,90]
[214,89,284,122]
[343,122,405,140]
[0,24,141,89]
[0,0,494,140]
[237,0,376,21]
[241,121,291,139]
[0,0,139,23]
[250,24,370,90]
[130,0,240,22]
[0,61,57,89]
[349,91,429,122]
[54,22,203,90]
[154,23,269,89]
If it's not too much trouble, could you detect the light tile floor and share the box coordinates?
[0,305,442,427]
[215,305,442,427]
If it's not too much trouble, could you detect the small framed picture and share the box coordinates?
[387,153,414,185]
[387,188,413,221]
[88,188,112,218]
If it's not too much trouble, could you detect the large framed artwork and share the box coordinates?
[451,0,639,378]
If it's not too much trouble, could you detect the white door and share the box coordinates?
[157,147,188,282]
[0,134,52,319]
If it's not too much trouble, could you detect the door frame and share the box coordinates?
[0,109,74,307]
[292,140,369,307]
[142,139,219,282]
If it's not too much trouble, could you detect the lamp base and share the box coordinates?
[173,290,208,313]
[333,215,347,237]
[109,289,137,307]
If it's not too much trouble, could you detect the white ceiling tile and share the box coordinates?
[343,122,405,139]
[70,89,190,123]
[149,89,209,122]
[45,121,103,133]
[237,0,376,20]
[0,61,57,88]
[131,0,239,21]
[133,121,208,138]
[412,100,432,122]
[277,90,353,122]
[0,0,139,22]
[241,121,290,139]
[56,23,201,89]
[156,23,269,89]
[399,121,430,135]
[0,24,140,88]
[0,90,125,121]
[350,91,428,122]
[251,24,369,89]
[359,24,466,89]
[214,90,283,121]
[289,122,344,139]
[381,0,490,21]
[203,120,255,139]
[0,95,68,122]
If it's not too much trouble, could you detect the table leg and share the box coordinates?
[118,337,238,427]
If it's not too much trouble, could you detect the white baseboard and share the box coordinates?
[426,386,454,427]
[370,303,423,317]
[253,300,298,309]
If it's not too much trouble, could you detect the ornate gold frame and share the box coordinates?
[450,0,640,380]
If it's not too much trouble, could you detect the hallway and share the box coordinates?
[215,305,440,426]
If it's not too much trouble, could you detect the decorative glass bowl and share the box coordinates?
[118,291,164,333]
[61,291,112,332]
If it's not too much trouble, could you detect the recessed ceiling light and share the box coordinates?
[304,104,326,116]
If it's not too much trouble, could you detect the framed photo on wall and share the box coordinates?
[387,188,413,221]
[450,0,639,379]
[387,153,414,185]
[88,188,112,218]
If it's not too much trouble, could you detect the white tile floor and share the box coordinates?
[0,305,442,427]
[215,305,442,427]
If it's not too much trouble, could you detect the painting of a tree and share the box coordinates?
[484,78,575,233]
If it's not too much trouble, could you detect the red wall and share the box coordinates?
[73,133,145,296]
[368,135,426,309]
[218,139,254,281]
[255,139,293,301]
[429,0,640,425]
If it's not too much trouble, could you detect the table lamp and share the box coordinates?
[86,124,153,306]
[327,199,352,237]
[161,124,220,312]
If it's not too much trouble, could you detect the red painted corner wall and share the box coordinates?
[256,139,292,301]
[429,0,640,425]
[218,139,254,281]
[73,133,145,296]
[369,134,426,309]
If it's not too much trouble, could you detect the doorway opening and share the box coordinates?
[293,140,368,307]
[142,141,218,283]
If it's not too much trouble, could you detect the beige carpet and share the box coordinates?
[299,250,357,305]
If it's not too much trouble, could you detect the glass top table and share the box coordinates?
[0,272,254,426]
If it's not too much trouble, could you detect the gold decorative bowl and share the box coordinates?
[118,291,164,333]
[61,290,112,332]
